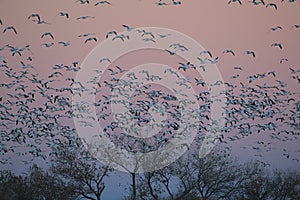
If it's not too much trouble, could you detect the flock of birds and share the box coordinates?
[0,0,299,169]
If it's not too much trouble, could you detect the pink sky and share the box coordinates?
[0,0,300,173]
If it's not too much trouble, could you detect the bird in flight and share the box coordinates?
[271,26,282,31]
[78,32,95,37]
[289,67,300,74]
[155,0,168,6]
[200,50,212,58]
[3,26,17,34]
[28,13,41,22]
[172,0,182,5]
[249,0,265,5]
[99,57,111,63]
[41,32,54,40]
[122,24,134,31]
[95,1,111,6]
[76,16,95,20]
[106,31,117,38]
[178,62,192,71]
[40,42,54,48]
[266,3,277,10]
[228,0,242,5]
[58,41,71,47]
[113,34,129,42]
[76,0,90,4]
[85,37,97,43]
[246,50,256,58]
[279,58,288,63]
[223,49,235,56]
[31,19,50,25]
[271,42,283,50]
[57,12,69,19]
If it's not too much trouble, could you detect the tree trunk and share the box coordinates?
[131,173,136,200]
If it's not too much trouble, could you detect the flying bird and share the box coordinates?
[155,0,168,6]
[106,31,117,38]
[85,37,97,43]
[95,1,111,6]
[76,0,90,4]
[266,3,277,10]
[172,0,182,5]
[99,57,111,63]
[279,58,288,63]
[3,26,17,34]
[165,49,177,55]
[249,0,265,5]
[178,62,192,71]
[271,26,282,31]
[271,42,282,49]
[41,32,54,39]
[76,16,94,20]
[122,24,134,31]
[78,32,95,37]
[223,49,235,56]
[228,0,242,5]
[200,50,212,58]
[58,41,71,47]
[31,19,50,25]
[28,14,41,21]
[57,12,69,19]
[289,67,300,74]
[246,50,256,58]
[234,66,243,70]
[292,24,300,29]
[40,42,54,48]
[113,34,129,42]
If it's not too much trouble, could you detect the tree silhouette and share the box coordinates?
[51,142,112,200]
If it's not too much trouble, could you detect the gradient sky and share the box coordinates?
[0,0,300,198]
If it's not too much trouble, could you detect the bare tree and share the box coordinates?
[51,142,112,200]
[0,170,27,200]
[0,166,75,200]
[26,164,76,200]
[136,149,243,200]
[271,169,300,200]
[235,161,273,200]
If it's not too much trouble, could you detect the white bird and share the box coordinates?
[113,34,129,42]
[106,31,117,38]
[40,42,54,48]
[266,3,277,10]
[41,32,54,39]
[228,0,242,5]
[122,24,134,31]
[155,0,168,6]
[172,0,182,5]
[57,12,69,19]
[58,41,71,47]
[95,1,111,6]
[271,42,282,49]
[28,13,41,22]
[99,57,111,63]
[3,26,17,34]
[200,50,212,58]
[246,50,256,58]
[223,49,235,56]
[76,0,90,4]
[271,26,282,31]
[85,37,97,43]
[76,16,94,20]
[249,0,265,5]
